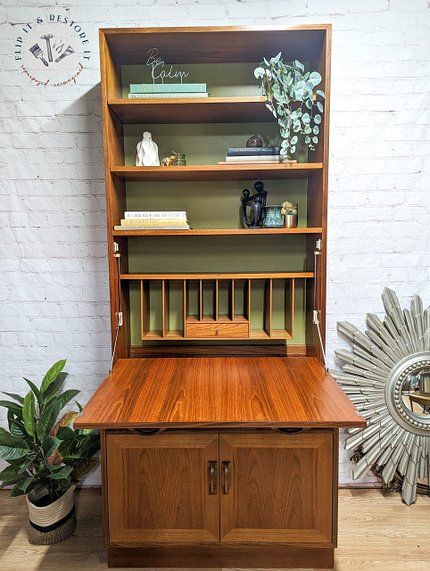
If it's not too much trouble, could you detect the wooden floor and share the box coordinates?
[0,488,429,570]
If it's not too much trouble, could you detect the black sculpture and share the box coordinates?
[241,181,268,228]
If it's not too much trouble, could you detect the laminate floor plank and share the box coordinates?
[1,489,429,570]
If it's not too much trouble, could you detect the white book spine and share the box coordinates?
[225,155,283,162]
[124,211,188,219]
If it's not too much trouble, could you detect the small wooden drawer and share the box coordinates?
[186,322,249,338]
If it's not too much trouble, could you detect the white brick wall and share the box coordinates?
[1,0,429,487]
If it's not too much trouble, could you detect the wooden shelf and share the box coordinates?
[113,227,322,237]
[121,272,314,280]
[111,163,323,181]
[108,97,274,124]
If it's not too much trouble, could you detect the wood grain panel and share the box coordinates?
[186,321,249,338]
[107,544,334,568]
[220,431,333,543]
[101,26,329,66]
[106,432,219,543]
[111,163,323,181]
[113,227,322,237]
[128,344,306,358]
[74,357,366,429]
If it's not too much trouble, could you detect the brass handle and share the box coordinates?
[222,461,231,495]
[208,461,217,495]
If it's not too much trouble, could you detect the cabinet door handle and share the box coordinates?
[208,461,217,495]
[222,461,231,495]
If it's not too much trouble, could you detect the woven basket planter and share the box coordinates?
[26,485,77,545]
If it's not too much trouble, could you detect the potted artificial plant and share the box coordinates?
[0,359,100,544]
[254,54,325,159]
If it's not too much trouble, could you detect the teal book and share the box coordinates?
[130,83,206,94]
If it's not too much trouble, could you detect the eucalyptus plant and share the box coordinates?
[0,360,99,503]
[254,54,325,158]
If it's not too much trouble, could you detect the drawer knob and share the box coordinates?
[215,329,219,334]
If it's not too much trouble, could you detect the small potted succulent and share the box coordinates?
[0,360,100,544]
[254,54,325,159]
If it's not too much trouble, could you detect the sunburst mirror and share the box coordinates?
[331,287,430,505]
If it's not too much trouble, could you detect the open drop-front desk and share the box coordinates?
[75,357,365,569]
[74,25,366,568]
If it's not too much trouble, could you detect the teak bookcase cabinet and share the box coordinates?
[74,26,366,570]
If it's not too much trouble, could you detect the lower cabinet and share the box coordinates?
[106,430,334,547]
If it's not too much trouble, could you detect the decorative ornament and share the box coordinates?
[161,151,178,166]
[246,136,263,147]
[241,181,267,228]
[332,288,430,505]
[135,132,160,166]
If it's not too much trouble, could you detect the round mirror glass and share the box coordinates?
[401,368,430,417]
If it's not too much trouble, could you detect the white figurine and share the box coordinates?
[135,132,160,166]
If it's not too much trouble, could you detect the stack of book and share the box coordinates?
[128,83,208,99]
[218,147,296,165]
[114,211,190,231]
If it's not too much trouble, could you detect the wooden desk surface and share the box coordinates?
[74,357,366,429]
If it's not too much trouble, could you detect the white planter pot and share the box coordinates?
[26,485,77,544]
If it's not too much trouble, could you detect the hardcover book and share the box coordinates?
[128,93,208,99]
[225,155,283,162]
[226,147,282,156]
[130,83,206,94]
[114,225,190,231]
[124,211,188,219]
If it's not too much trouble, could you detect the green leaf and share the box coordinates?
[309,71,322,86]
[304,125,312,134]
[293,60,305,73]
[17,457,37,475]
[40,360,67,394]
[316,89,325,99]
[36,401,61,443]
[22,391,35,438]
[0,427,9,435]
[290,145,296,154]
[2,392,24,405]
[302,112,310,124]
[305,135,311,145]
[313,125,320,135]
[42,436,61,460]
[23,378,42,406]
[314,114,322,125]
[10,477,35,497]
[75,401,83,413]
[290,136,298,145]
[316,101,324,113]
[0,464,20,484]
[10,419,30,440]
[48,465,72,480]
[42,372,68,404]
[0,434,30,461]
[312,136,319,144]
[0,401,23,418]
[306,99,313,109]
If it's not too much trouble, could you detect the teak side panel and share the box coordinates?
[219,432,333,543]
[106,432,219,544]
[74,357,366,429]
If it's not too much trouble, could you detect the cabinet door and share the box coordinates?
[220,431,333,544]
[106,432,219,544]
